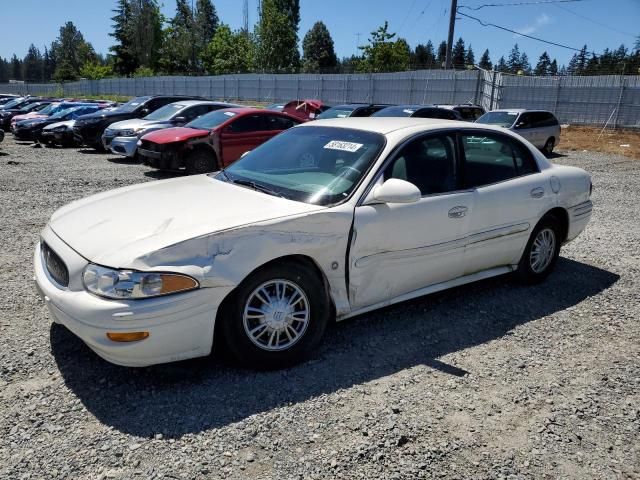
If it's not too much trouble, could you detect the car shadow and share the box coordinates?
[51,258,618,438]
[143,169,185,179]
[547,151,568,159]
[107,156,142,165]
[78,149,108,155]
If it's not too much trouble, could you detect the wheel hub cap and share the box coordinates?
[243,279,310,351]
[530,228,556,273]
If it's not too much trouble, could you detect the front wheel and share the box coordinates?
[542,137,555,157]
[186,150,216,175]
[220,262,329,369]
[516,215,562,284]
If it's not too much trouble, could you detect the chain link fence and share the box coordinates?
[2,69,639,127]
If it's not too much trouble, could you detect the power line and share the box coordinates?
[398,0,419,33]
[459,0,582,10]
[554,3,637,38]
[457,9,600,55]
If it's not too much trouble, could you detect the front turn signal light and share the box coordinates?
[106,332,150,342]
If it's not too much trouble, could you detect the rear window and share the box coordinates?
[317,107,356,119]
[372,106,417,117]
[455,107,485,121]
[476,111,518,128]
[186,109,237,130]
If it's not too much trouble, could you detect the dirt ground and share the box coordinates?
[559,126,640,159]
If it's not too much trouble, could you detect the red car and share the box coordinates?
[282,99,326,121]
[138,108,303,174]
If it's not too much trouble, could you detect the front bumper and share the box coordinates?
[107,136,138,157]
[34,227,227,367]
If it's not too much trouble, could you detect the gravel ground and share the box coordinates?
[0,137,638,480]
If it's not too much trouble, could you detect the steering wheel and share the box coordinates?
[336,165,361,180]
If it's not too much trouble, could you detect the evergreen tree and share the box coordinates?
[10,55,22,80]
[413,41,436,68]
[129,0,163,72]
[520,52,531,74]
[195,0,219,71]
[43,46,56,81]
[160,0,197,74]
[0,58,9,83]
[478,49,492,70]
[23,44,43,82]
[358,22,410,72]
[507,43,522,73]
[51,21,96,81]
[534,51,551,76]
[549,59,558,76]
[255,0,300,72]
[496,56,507,72]
[575,45,589,73]
[301,21,337,73]
[567,53,578,75]
[436,41,447,67]
[201,24,253,74]
[451,37,465,68]
[465,45,475,66]
[109,0,138,75]
[339,55,363,73]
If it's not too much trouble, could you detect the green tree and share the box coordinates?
[358,22,410,72]
[201,24,253,74]
[507,43,522,73]
[109,0,138,75]
[436,41,447,67]
[549,59,558,75]
[195,0,219,69]
[534,51,551,76]
[10,54,22,80]
[520,53,531,74]
[160,0,196,74]
[465,45,475,66]
[80,62,113,80]
[255,0,300,72]
[496,56,507,72]
[133,66,155,77]
[0,58,9,83]
[339,55,362,73]
[479,49,492,70]
[451,37,465,67]
[302,21,337,73]
[413,41,436,68]
[51,22,95,81]
[129,0,164,71]
[22,44,43,82]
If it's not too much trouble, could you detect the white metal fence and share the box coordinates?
[2,70,639,128]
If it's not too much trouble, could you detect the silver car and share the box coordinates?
[476,109,561,156]
[103,100,241,158]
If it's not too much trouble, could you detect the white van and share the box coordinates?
[476,109,561,156]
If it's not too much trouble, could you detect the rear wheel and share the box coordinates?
[516,215,562,284]
[542,137,555,157]
[220,261,329,369]
[186,150,217,175]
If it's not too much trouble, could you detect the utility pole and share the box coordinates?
[444,0,458,69]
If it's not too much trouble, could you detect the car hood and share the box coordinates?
[48,175,323,267]
[43,120,75,131]
[108,118,173,132]
[76,110,135,122]
[140,127,210,144]
[13,113,46,122]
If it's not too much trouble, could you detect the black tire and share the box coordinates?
[516,214,562,284]
[186,150,217,175]
[220,261,330,369]
[542,137,555,157]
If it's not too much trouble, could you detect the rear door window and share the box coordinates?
[265,115,297,131]
[227,115,266,133]
[461,132,538,188]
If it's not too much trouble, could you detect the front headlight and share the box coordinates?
[53,126,67,132]
[119,129,136,136]
[83,264,199,299]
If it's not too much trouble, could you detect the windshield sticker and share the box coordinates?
[507,112,518,115]
[324,140,363,152]
[403,109,415,114]
[337,114,348,118]
[224,111,236,117]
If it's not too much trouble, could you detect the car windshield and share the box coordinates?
[50,107,83,120]
[113,96,152,113]
[317,106,357,119]
[186,109,236,129]
[37,103,59,115]
[372,106,417,117]
[476,111,519,127]
[1,99,24,109]
[144,103,185,121]
[215,126,386,206]
[19,103,40,112]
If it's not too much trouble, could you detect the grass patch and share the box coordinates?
[559,126,640,160]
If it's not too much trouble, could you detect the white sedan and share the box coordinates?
[34,118,593,368]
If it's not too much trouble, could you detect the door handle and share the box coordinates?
[530,187,545,198]
[448,206,468,218]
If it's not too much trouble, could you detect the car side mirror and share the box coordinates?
[364,178,421,205]
[140,108,150,116]
[514,122,525,129]
[240,151,251,158]
[173,116,186,124]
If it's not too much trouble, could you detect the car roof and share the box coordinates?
[489,108,554,114]
[168,100,242,107]
[300,117,464,134]
[435,104,484,109]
